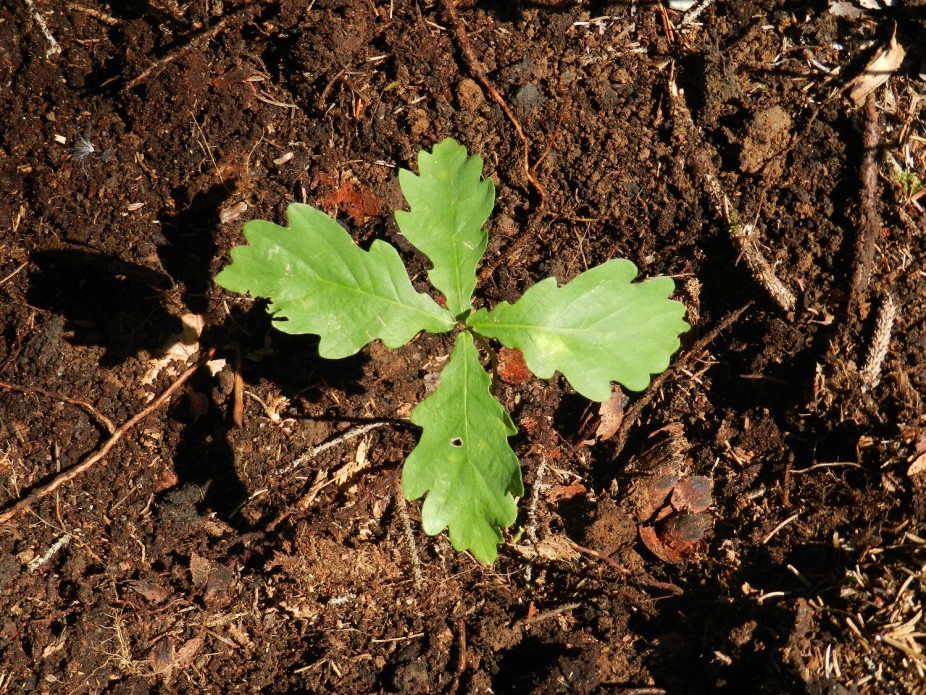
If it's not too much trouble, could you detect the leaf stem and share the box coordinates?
[470,330,499,396]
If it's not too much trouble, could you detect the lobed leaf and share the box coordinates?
[467,259,689,401]
[215,203,454,358]
[403,333,523,563]
[395,138,494,318]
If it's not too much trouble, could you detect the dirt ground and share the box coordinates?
[2,0,926,692]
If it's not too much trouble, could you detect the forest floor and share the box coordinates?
[2,1,926,692]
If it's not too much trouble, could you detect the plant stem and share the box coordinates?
[470,331,499,396]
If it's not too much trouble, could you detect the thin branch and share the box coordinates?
[438,0,546,208]
[0,350,214,525]
[0,380,116,434]
[848,94,882,316]
[611,303,752,460]
[125,5,263,90]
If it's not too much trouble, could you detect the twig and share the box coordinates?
[567,537,683,593]
[567,538,629,574]
[521,602,581,626]
[65,2,120,25]
[438,0,546,209]
[612,303,752,460]
[848,95,883,316]
[0,349,214,525]
[447,618,468,694]
[395,481,423,589]
[731,223,797,312]
[26,0,60,58]
[860,292,896,389]
[0,380,116,435]
[0,262,27,288]
[125,5,262,90]
[669,77,796,312]
[281,422,391,473]
[477,208,548,284]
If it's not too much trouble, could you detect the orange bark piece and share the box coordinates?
[497,347,531,385]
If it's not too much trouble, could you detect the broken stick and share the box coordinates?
[0,349,214,525]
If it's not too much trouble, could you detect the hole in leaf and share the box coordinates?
[450,437,463,448]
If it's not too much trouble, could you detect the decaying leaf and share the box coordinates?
[595,386,627,441]
[497,346,532,385]
[313,169,381,223]
[847,27,906,105]
[670,475,713,513]
[517,534,582,562]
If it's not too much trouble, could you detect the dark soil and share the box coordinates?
[2,1,926,692]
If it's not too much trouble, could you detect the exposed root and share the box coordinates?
[0,349,214,525]
[0,380,116,435]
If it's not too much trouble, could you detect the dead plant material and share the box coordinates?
[611,303,751,461]
[447,618,467,694]
[629,426,714,564]
[496,347,531,385]
[0,380,115,434]
[849,95,883,317]
[731,224,797,312]
[669,78,796,312]
[394,480,423,589]
[125,5,263,90]
[860,292,897,389]
[313,170,382,224]
[0,348,214,525]
[847,26,906,106]
[438,0,547,209]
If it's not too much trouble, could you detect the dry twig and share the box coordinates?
[848,95,883,316]
[669,78,796,312]
[0,349,214,525]
[611,303,752,460]
[0,380,116,434]
[438,0,546,208]
[126,5,262,90]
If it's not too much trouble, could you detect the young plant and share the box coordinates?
[216,139,689,562]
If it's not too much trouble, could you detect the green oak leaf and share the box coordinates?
[403,333,523,563]
[215,203,454,358]
[467,259,689,401]
[395,138,494,318]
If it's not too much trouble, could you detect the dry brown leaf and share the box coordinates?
[497,347,532,385]
[313,169,381,223]
[518,534,582,562]
[847,28,906,105]
[670,475,713,513]
[190,553,211,586]
[908,451,926,478]
[595,386,626,441]
[545,481,587,502]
